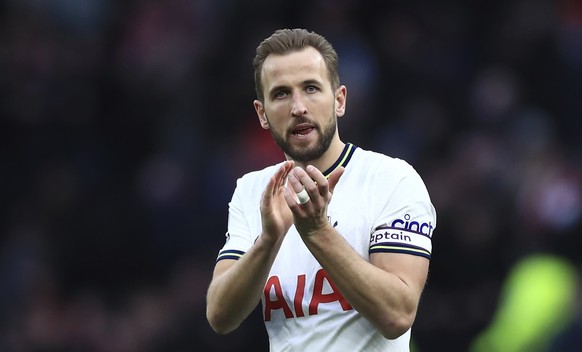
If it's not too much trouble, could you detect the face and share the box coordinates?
[254,47,346,163]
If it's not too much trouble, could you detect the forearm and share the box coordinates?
[301,226,422,339]
[206,235,283,334]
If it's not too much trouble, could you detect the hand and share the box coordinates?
[259,161,295,243]
[284,165,345,237]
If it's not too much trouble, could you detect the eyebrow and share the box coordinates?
[302,79,323,87]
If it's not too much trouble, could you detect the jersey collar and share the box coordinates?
[322,143,357,179]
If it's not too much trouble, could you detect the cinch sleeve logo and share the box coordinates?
[369,214,433,259]
[390,213,434,237]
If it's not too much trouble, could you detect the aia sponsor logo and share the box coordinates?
[263,269,352,321]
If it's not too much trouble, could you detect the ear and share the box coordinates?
[254,100,270,129]
[335,85,347,117]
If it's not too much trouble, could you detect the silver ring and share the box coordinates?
[296,188,310,204]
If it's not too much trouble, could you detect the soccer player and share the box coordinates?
[206,28,436,351]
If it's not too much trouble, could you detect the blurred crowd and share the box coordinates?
[1,0,581,351]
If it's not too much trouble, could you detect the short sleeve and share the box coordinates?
[369,168,436,259]
[216,177,257,262]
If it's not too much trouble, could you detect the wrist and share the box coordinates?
[300,222,335,239]
[255,232,284,249]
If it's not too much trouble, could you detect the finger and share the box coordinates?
[279,161,295,188]
[293,166,319,191]
[283,184,304,208]
[264,161,294,203]
[327,166,345,194]
[262,174,278,209]
[287,169,304,193]
[287,170,312,205]
[273,161,294,193]
[305,165,329,197]
[292,167,320,205]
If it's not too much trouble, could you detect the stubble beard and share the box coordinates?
[269,113,337,163]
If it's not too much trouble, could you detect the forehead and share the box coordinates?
[261,47,329,88]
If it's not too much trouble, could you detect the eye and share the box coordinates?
[273,91,288,99]
[306,85,319,93]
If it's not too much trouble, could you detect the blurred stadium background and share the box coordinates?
[1,0,581,351]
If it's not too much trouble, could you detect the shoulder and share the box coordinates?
[235,162,283,191]
[228,162,284,209]
[351,147,416,178]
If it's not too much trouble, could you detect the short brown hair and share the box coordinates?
[253,28,340,102]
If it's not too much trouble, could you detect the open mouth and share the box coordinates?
[291,124,315,137]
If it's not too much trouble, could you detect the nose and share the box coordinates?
[291,92,307,117]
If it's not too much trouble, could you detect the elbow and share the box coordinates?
[379,312,415,340]
[209,324,236,335]
[206,307,239,335]
[381,324,411,340]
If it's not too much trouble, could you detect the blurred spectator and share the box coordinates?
[469,254,578,352]
[1,0,581,350]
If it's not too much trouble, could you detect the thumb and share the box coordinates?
[327,166,345,194]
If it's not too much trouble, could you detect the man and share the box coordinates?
[206,28,436,351]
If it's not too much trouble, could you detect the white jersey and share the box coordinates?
[217,143,436,352]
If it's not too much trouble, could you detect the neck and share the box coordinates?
[289,139,345,172]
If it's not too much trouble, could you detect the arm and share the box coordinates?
[206,161,295,334]
[284,165,429,339]
[301,229,428,339]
